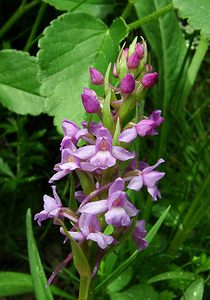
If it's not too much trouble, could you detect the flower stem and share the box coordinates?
[24,2,47,51]
[79,276,95,300]
[128,3,173,31]
[121,0,136,20]
[0,0,40,39]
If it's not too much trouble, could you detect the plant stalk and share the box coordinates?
[128,3,173,31]
[24,2,47,51]
[79,276,95,300]
[0,0,40,39]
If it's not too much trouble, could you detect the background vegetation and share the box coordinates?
[0,0,209,299]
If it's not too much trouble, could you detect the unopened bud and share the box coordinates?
[120,73,135,94]
[141,72,158,88]
[81,88,100,113]
[135,43,144,58]
[89,67,104,85]
[127,52,140,69]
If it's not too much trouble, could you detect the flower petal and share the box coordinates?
[118,127,137,143]
[112,146,135,161]
[124,200,139,217]
[142,158,165,174]
[105,207,130,227]
[143,171,165,187]
[75,145,95,160]
[108,177,124,196]
[78,200,108,215]
[127,175,144,191]
[147,186,161,201]
[43,195,58,212]
[34,210,48,226]
[87,232,113,249]
[90,151,116,169]
[49,169,70,183]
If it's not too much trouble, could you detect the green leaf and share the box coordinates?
[102,89,114,133]
[0,272,33,297]
[0,158,15,178]
[109,284,159,300]
[180,279,204,300]
[44,0,115,18]
[0,50,45,115]
[148,271,195,284]
[26,209,54,300]
[146,205,171,243]
[173,0,210,39]
[0,272,74,299]
[107,268,133,293]
[38,13,128,129]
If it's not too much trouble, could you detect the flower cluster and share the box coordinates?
[35,37,165,277]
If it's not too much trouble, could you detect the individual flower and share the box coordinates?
[141,72,158,88]
[89,67,104,85]
[79,178,138,227]
[63,213,114,249]
[75,128,135,170]
[132,220,148,250]
[118,110,164,143]
[120,73,135,94]
[49,145,97,183]
[81,87,100,113]
[34,186,62,226]
[127,158,165,201]
[60,119,88,149]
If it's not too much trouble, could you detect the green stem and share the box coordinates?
[121,0,135,20]
[24,2,47,51]
[0,0,40,39]
[79,276,95,300]
[128,3,173,31]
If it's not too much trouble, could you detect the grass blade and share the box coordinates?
[26,208,54,300]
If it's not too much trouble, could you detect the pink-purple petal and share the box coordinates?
[90,151,116,169]
[143,171,165,187]
[108,177,124,195]
[127,175,144,191]
[112,146,135,161]
[142,158,165,174]
[78,200,108,215]
[118,127,137,143]
[105,207,130,227]
[75,145,95,160]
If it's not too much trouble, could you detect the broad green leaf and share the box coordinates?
[173,0,210,39]
[0,272,72,299]
[109,284,159,300]
[0,50,45,115]
[107,268,133,293]
[180,279,204,300]
[38,13,128,129]
[135,0,187,155]
[0,272,33,297]
[44,0,115,18]
[26,209,54,300]
[148,271,195,284]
